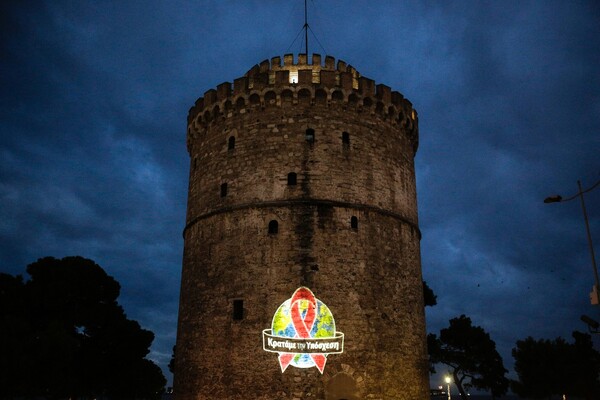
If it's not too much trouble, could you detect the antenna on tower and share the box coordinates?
[304,0,309,55]
[286,0,327,56]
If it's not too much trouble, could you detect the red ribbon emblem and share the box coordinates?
[278,287,327,373]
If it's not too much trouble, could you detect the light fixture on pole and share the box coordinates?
[545,179,600,305]
[444,375,452,400]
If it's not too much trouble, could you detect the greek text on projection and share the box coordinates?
[263,332,344,354]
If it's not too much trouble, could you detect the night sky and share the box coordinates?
[1,0,599,390]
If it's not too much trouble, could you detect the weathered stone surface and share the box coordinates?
[175,54,428,400]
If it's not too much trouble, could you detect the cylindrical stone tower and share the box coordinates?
[174,53,429,400]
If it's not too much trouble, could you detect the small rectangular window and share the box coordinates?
[287,172,297,186]
[220,183,228,197]
[233,299,244,320]
[342,132,350,146]
[306,128,315,143]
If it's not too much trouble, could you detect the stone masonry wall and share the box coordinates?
[174,54,429,400]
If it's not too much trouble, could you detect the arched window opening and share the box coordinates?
[235,97,246,109]
[268,220,279,234]
[315,89,327,104]
[298,88,311,104]
[233,299,244,320]
[342,132,350,147]
[228,136,235,150]
[351,216,358,230]
[287,172,297,186]
[305,128,315,143]
[348,93,358,105]
[249,93,261,106]
[220,182,228,198]
[332,90,344,102]
[265,90,277,106]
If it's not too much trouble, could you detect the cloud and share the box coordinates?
[2,0,599,387]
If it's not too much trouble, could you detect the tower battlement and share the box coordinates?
[188,54,418,153]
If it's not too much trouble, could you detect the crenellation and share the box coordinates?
[233,77,248,94]
[376,84,391,103]
[271,55,282,69]
[283,53,294,66]
[339,72,353,90]
[185,55,419,155]
[216,82,231,101]
[259,59,270,73]
[203,89,217,107]
[312,53,321,66]
[358,76,375,96]
[324,55,335,69]
[391,91,404,106]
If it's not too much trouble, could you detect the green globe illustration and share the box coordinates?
[271,296,336,368]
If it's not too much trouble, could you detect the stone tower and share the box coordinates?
[174,53,429,400]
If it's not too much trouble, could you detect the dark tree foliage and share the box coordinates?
[423,280,437,307]
[428,314,509,399]
[0,256,166,399]
[512,331,600,399]
[168,345,176,374]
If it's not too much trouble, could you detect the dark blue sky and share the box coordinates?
[1,0,599,389]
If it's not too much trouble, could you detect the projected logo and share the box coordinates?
[262,287,344,373]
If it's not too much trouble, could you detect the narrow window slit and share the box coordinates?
[233,299,244,320]
[342,132,350,146]
[268,220,279,234]
[305,128,315,143]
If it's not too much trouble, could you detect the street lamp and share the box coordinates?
[545,179,600,305]
[444,375,452,400]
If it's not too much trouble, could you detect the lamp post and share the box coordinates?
[444,375,452,400]
[545,179,600,305]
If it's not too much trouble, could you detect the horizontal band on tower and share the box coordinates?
[183,198,421,239]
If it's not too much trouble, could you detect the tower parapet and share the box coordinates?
[187,53,418,154]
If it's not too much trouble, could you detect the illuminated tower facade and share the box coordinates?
[174,54,429,400]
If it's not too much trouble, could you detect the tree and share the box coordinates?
[169,345,176,374]
[0,256,166,399]
[423,280,437,307]
[428,314,509,399]
[512,331,600,399]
